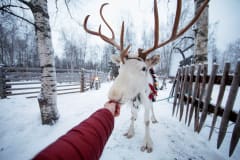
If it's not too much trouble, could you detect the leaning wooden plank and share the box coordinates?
[198,64,218,132]
[169,81,176,98]
[172,68,182,116]
[179,66,189,121]
[188,65,201,126]
[194,64,207,131]
[217,61,240,149]
[209,63,230,140]
[185,65,195,124]
[176,67,185,117]
[229,110,240,157]
[169,74,178,98]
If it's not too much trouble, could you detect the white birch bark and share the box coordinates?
[194,0,209,64]
[27,0,59,124]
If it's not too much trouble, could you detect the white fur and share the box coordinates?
[108,54,160,153]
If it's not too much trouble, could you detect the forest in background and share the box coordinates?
[0,0,240,75]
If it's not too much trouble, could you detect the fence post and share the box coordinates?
[90,70,93,89]
[0,65,6,98]
[96,70,101,88]
[80,68,85,92]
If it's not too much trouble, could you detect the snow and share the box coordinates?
[0,82,239,160]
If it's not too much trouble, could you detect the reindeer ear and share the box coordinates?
[146,55,160,67]
[111,54,121,65]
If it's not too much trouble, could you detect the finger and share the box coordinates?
[115,105,120,117]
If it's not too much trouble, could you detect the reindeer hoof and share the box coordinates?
[123,133,134,139]
[140,146,153,153]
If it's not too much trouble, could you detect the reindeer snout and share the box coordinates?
[108,86,123,102]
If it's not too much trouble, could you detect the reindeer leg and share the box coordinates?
[150,104,158,123]
[140,95,153,153]
[124,102,138,139]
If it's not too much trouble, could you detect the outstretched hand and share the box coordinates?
[104,101,121,117]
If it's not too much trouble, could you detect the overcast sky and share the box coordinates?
[209,0,240,51]
[48,0,240,57]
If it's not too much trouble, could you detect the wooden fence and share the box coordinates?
[171,61,240,157]
[0,67,108,98]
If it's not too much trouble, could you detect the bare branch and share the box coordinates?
[17,0,32,9]
[139,0,209,60]
[0,4,29,10]
[64,0,73,19]
[2,8,33,25]
[1,8,41,31]
[55,0,59,12]
[62,0,83,28]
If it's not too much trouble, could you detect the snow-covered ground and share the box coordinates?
[0,82,239,160]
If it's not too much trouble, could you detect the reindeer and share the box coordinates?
[83,0,209,153]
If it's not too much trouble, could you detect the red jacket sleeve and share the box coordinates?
[33,108,114,160]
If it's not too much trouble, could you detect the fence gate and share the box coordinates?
[171,61,240,157]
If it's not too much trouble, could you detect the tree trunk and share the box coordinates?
[194,0,209,64]
[29,0,59,125]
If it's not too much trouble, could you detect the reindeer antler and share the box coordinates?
[83,0,209,62]
[83,3,130,63]
[138,0,209,60]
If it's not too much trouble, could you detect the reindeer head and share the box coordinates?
[108,53,160,103]
[84,0,209,103]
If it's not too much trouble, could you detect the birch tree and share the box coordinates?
[15,0,59,124]
[27,0,58,124]
[1,0,59,124]
[193,0,209,64]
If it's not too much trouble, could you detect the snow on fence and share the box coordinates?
[0,67,108,98]
[171,61,240,157]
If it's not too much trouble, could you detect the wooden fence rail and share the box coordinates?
[0,67,108,98]
[171,61,240,157]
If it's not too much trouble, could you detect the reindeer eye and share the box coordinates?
[141,67,146,71]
